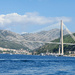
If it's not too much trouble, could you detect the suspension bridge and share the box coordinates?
[25,20,75,55]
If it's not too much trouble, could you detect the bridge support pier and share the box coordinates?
[59,45,60,54]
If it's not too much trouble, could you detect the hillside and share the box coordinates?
[0,38,29,50]
[0,30,29,50]
[0,29,68,50]
[22,29,68,42]
[35,33,75,54]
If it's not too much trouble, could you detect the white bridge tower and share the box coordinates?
[59,20,64,55]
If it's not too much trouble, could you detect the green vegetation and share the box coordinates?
[35,33,75,54]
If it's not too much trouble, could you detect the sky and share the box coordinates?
[0,0,75,34]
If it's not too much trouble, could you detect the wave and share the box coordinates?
[0,59,36,63]
[0,59,75,63]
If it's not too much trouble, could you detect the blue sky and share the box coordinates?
[0,0,75,33]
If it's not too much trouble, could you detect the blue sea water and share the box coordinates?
[0,54,75,75]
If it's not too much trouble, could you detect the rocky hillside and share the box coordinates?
[0,30,29,50]
[22,29,68,42]
[0,29,68,50]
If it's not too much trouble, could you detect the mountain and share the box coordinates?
[0,29,68,50]
[35,33,75,54]
[22,29,68,42]
[0,30,29,50]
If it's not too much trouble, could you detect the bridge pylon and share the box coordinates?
[61,20,64,55]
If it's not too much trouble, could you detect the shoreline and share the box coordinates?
[0,53,75,57]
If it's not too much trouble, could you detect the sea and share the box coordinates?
[0,54,75,75]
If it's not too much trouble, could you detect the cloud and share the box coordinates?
[0,12,71,28]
